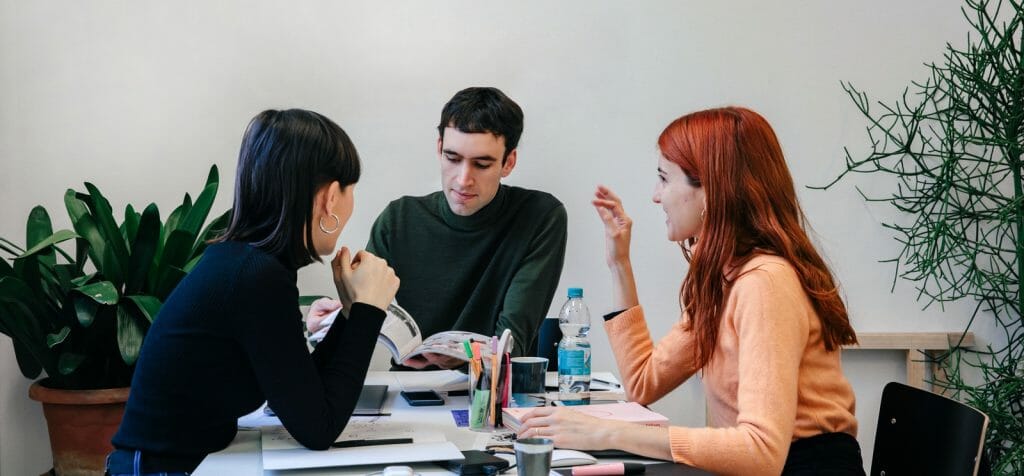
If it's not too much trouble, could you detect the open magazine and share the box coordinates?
[308,302,493,363]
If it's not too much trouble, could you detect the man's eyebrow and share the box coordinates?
[442,149,499,162]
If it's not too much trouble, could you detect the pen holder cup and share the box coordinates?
[468,354,510,431]
[511,357,548,408]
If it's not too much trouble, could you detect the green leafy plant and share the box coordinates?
[0,166,229,390]
[817,0,1022,472]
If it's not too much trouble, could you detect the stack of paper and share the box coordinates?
[502,402,669,432]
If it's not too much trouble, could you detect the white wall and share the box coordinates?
[0,1,984,474]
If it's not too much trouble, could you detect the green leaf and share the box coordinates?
[153,265,186,300]
[182,254,203,273]
[52,264,78,294]
[46,327,71,348]
[0,275,48,320]
[73,294,99,327]
[299,295,328,306]
[121,204,141,246]
[70,272,96,287]
[0,299,56,377]
[12,339,43,379]
[192,209,230,259]
[178,181,217,242]
[0,256,13,278]
[125,295,161,323]
[157,230,197,285]
[0,237,25,255]
[73,237,88,274]
[18,230,78,259]
[125,204,160,295]
[84,183,130,286]
[100,243,125,287]
[57,352,87,376]
[73,281,119,305]
[116,305,145,365]
[65,189,107,272]
[26,206,55,268]
[163,195,192,240]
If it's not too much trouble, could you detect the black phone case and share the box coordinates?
[440,450,510,475]
[400,390,444,406]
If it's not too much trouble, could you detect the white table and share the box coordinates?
[194,370,662,475]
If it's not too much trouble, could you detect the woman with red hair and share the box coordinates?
[517,107,863,475]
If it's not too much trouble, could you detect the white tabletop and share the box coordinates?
[194,370,627,475]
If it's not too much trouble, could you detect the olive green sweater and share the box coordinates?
[367,185,567,356]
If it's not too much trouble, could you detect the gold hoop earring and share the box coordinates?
[319,213,340,234]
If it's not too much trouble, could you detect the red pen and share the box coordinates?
[571,462,646,476]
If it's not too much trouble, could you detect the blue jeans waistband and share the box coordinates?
[106,449,194,475]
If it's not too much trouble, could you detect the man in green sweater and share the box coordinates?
[309,87,567,369]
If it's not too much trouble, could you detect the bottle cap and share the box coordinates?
[567,287,583,298]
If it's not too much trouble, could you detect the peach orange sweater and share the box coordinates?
[605,255,857,476]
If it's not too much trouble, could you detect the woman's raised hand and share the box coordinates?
[592,185,633,268]
[332,247,399,313]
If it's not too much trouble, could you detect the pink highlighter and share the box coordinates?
[571,462,646,475]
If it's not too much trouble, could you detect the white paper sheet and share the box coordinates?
[260,424,460,470]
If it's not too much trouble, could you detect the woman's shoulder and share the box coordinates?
[732,253,801,290]
[202,241,296,288]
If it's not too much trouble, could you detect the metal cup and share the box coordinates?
[514,437,553,476]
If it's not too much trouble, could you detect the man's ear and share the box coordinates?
[500,149,517,178]
[437,137,443,158]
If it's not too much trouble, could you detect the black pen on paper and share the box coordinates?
[330,438,413,448]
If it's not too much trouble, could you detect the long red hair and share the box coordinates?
[658,107,857,369]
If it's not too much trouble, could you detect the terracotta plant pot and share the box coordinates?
[28,382,130,476]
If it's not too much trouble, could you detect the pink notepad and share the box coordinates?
[502,402,669,431]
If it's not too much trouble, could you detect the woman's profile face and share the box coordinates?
[652,154,705,242]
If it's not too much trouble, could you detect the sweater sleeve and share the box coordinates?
[604,305,700,405]
[365,205,391,260]
[495,204,567,356]
[665,267,809,476]
[236,261,385,450]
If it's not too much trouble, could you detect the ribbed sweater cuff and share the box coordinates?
[668,425,697,466]
[603,305,645,333]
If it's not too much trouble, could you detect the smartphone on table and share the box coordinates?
[400,390,445,406]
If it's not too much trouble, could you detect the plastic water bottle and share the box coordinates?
[557,287,591,404]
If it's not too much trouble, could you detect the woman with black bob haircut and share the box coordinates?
[107,109,399,475]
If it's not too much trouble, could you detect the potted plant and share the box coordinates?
[818,0,1022,472]
[0,166,228,476]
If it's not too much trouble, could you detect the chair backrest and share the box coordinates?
[871,381,988,476]
[535,317,561,371]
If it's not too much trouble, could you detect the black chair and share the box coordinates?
[871,381,989,476]
[535,317,561,371]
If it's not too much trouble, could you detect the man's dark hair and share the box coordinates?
[437,87,524,161]
[216,108,360,269]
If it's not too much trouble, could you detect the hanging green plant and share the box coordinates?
[0,165,229,390]
[817,0,1023,472]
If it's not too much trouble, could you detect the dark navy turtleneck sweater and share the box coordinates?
[112,241,384,470]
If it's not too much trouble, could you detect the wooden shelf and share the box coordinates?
[842,332,975,392]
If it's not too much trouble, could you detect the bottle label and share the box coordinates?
[558,349,591,376]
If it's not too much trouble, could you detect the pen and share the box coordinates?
[330,438,414,448]
[592,377,621,388]
[571,462,646,475]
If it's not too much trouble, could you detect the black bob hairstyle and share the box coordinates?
[216,109,360,269]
